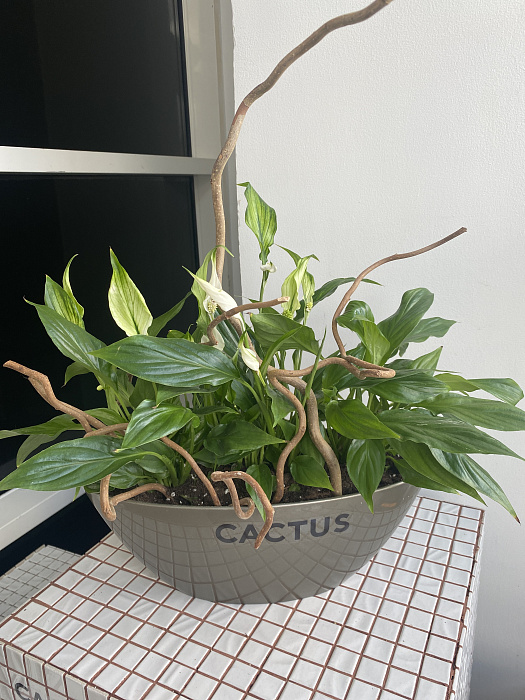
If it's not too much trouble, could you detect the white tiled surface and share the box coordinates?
[0,497,483,700]
[0,546,80,622]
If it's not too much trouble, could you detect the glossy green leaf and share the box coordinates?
[129,378,157,409]
[148,292,191,337]
[155,384,216,403]
[372,373,447,404]
[381,409,523,459]
[390,439,483,501]
[17,435,56,466]
[337,301,390,365]
[92,336,239,387]
[346,439,386,511]
[0,415,80,440]
[393,458,457,493]
[108,249,153,336]
[44,276,84,328]
[398,316,456,355]
[378,288,434,355]
[337,300,375,325]
[121,400,197,449]
[469,378,524,405]
[30,303,113,384]
[268,387,293,425]
[290,456,333,491]
[434,374,523,405]
[204,421,284,465]
[64,361,91,385]
[296,430,325,466]
[430,449,518,519]
[88,408,128,425]
[109,463,151,490]
[417,393,525,431]
[0,437,149,491]
[326,399,400,440]
[411,347,442,373]
[239,183,277,264]
[250,313,319,355]
[246,463,274,519]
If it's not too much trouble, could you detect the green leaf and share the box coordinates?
[0,437,149,491]
[346,439,386,511]
[88,408,127,425]
[0,415,80,440]
[268,387,293,425]
[129,378,157,409]
[378,288,434,356]
[326,399,400,440]
[148,293,191,337]
[30,303,113,384]
[155,384,216,403]
[17,435,57,466]
[92,336,239,387]
[204,421,284,465]
[246,463,274,519]
[290,456,333,491]
[62,255,84,310]
[390,439,484,501]
[398,316,456,354]
[121,400,197,449]
[44,276,84,328]
[393,458,458,493]
[64,361,91,385]
[381,409,524,459]
[372,373,448,404]
[417,393,525,431]
[411,347,442,373]
[109,463,151,490]
[108,249,153,336]
[295,276,380,322]
[338,300,375,325]
[430,449,518,519]
[296,430,325,466]
[239,183,277,264]
[259,328,300,377]
[250,313,319,356]
[435,374,524,405]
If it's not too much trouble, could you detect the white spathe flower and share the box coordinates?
[239,344,260,372]
[190,260,240,319]
[201,332,225,352]
[260,261,276,273]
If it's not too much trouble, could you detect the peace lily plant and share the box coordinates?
[1,0,523,550]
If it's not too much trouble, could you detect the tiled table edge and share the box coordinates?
[0,547,81,623]
[0,496,485,700]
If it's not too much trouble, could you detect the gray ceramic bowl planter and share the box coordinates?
[90,481,418,604]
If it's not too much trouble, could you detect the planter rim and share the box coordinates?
[114,479,407,513]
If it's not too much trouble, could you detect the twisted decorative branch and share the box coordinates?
[213,0,394,282]
[332,228,467,357]
[4,361,106,433]
[99,475,170,522]
[211,471,275,549]
[205,297,289,347]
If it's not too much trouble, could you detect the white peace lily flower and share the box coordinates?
[201,332,225,352]
[239,344,260,372]
[190,260,240,319]
[260,261,276,273]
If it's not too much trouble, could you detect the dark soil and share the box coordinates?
[121,460,403,507]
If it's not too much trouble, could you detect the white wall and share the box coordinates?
[225,1,525,698]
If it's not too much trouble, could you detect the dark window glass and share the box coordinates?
[0,175,198,476]
[0,0,190,155]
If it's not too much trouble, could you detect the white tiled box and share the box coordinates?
[0,497,483,700]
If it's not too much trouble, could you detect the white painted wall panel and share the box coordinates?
[226,2,525,698]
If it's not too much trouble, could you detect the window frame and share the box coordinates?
[0,0,227,549]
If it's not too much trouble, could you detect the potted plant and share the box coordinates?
[0,0,522,604]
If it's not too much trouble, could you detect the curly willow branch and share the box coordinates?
[205,297,289,347]
[99,475,170,522]
[212,0,394,282]
[211,471,275,549]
